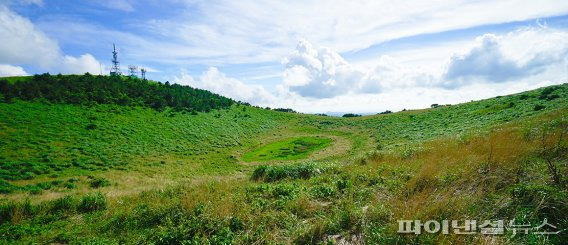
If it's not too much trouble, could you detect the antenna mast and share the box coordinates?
[140,68,147,80]
[110,43,121,76]
[128,65,138,78]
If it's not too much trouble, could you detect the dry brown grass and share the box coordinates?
[359,110,567,243]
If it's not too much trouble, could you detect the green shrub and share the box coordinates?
[78,192,107,212]
[0,202,16,224]
[89,177,111,188]
[251,162,325,182]
[310,184,335,199]
[64,182,77,189]
[534,104,546,111]
[271,183,299,199]
[336,176,352,192]
[28,186,43,195]
[50,195,77,214]
[36,182,52,190]
[0,180,19,194]
[85,123,97,130]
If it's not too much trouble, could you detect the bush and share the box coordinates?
[342,113,362,118]
[534,104,546,111]
[85,123,97,130]
[64,182,77,189]
[89,177,111,188]
[50,195,77,214]
[0,180,19,194]
[78,192,107,212]
[310,184,335,199]
[0,202,16,224]
[251,162,323,182]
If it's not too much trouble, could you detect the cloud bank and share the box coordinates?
[173,67,275,105]
[279,27,568,102]
[0,5,103,76]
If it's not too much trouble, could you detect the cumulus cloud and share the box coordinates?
[174,67,276,105]
[282,40,432,98]
[444,34,526,84]
[442,28,568,87]
[282,40,364,98]
[0,5,104,75]
[0,5,59,68]
[59,54,103,75]
[281,26,568,100]
[0,64,28,77]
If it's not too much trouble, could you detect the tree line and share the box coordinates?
[0,73,235,112]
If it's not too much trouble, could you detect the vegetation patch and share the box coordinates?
[243,136,332,162]
[251,161,336,182]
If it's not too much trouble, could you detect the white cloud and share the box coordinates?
[173,67,276,105]
[281,40,433,98]
[0,64,28,77]
[0,0,43,6]
[0,5,59,68]
[140,0,568,64]
[280,27,568,100]
[0,5,105,75]
[59,54,103,75]
[282,40,364,98]
[274,79,561,114]
[141,26,568,113]
[89,0,135,12]
[442,27,568,87]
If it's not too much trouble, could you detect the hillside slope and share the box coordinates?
[0,76,567,243]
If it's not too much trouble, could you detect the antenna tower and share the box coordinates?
[110,43,121,76]
[140,68,147,80]
[128,65,138,78]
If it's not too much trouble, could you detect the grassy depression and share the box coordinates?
[242,136,333,162]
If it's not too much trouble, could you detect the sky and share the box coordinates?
[1,0,568,114]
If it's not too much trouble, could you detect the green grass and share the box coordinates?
[242,136,333,162]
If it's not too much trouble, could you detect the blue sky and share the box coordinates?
[1,0,568,113]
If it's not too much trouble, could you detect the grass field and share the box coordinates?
[242,136,333,162]
[0,78,567,243]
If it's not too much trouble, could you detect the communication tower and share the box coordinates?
[140,68,147,80]
[110,44,121,76]
[128,65,138,78]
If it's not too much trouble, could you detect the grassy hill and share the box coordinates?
[0,76,567,244]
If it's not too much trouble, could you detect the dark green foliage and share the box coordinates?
[251,162,325,182]
[378,110,392,115]
[85,123,97,130]
[0,180,18,194]
[508,184,568,242]
[335,176,352,192]
[310,184,336,199]
[78,192,107,212]
[0,73,234,112]
[342,113,361,118]
[534,104,546,111]
[89,177,111,188]
[50,195,77,214]
[0,162,50,181]
[273,108,297,113]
